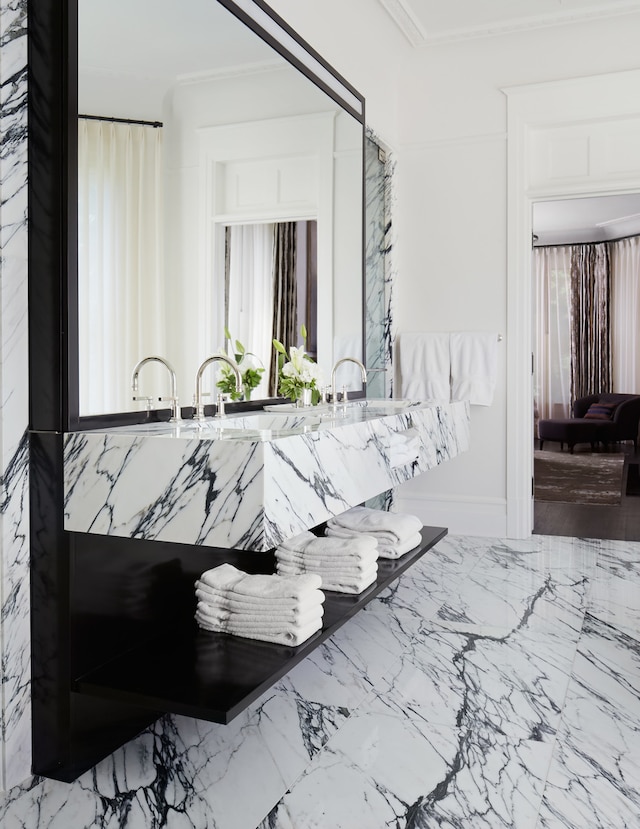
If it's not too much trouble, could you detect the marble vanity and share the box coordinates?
[63,399,470,551]
[56,399,470,760]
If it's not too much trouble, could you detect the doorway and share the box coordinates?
[531,193,640,540]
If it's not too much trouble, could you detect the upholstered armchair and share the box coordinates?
[538,393,640,452]
[572,393,640,450]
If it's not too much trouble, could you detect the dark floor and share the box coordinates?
[533,441,640,540]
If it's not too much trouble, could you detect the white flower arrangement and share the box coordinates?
[273,325,323,403]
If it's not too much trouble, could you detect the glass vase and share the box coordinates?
[296,387,313,407]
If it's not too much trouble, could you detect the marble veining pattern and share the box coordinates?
[63,401,470,550]
[0,0,30,790]
[1,533,639,827]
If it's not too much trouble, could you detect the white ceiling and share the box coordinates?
[533,195,640,246]
[79,0,280,83]
[376,0,640,45]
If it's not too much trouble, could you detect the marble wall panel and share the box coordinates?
[0,0,30,791]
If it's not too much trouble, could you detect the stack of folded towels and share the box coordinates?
[194,563,324,646]
[325,506,422,559]
[275,530,378,594]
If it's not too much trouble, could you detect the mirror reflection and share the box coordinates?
[78,0,364,416]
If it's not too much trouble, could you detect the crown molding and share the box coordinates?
[377,0,640,47]
[377,0,427,47]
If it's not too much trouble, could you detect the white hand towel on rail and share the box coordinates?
[397,332,450,401]
[449,331,498,406]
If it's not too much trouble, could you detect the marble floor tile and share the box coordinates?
[383,625,578,740]
[262,695,553,829]
[2,534,640,829]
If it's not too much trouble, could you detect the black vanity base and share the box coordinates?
[32,525,446,782]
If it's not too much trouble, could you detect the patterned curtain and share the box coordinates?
[269,222,297,396]
[570,243,611,403]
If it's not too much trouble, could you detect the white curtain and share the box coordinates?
[78,119,164,414]
[534,246,572,422]
[227,223,275,398]
[611,235,640,393]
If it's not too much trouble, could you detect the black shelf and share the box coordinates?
[74,526,447,723]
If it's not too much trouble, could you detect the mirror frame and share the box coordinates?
[28,0,365,433]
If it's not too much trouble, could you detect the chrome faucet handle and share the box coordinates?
[215,393,226,417]
[159,395,181,422]
[132,394,153,411]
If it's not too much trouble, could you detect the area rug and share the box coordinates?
[534,450,625,505]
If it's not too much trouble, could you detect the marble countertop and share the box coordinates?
[78,400,433,442]
[64,399,470,551]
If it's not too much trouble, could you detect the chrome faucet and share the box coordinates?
[131,356,181,422]
[331,357,367,403]
[194,355,242,420]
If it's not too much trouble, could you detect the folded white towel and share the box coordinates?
[449,331,498,407]
[194,583,325,617]
[195,579,324,616]
[326,506,422,543]
[397,331,451,401]
[274,547,379,571]
[279,530,378,558]
[198,563,322,599]
[195,614,322,647]
[325,527,422,560]
[276,562,378,594]
[275,559,378,579]
[195,601,324,630]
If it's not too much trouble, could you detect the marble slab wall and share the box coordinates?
[0,0,30,791]
[365,129,395,400]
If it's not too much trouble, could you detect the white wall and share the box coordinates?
[268,1,640,535]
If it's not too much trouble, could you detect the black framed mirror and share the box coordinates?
[29,0,365,433]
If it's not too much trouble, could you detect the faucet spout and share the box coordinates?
[330,357,367,403]
[131,356,180,421]
[194,355,242,420]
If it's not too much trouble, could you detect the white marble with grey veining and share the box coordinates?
[0,0,31,791]
[0,533,638,827]
[63,401,470,550]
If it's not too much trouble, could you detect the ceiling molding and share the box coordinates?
[377,1,640,47]
[377,0,428,47]
[596,211,640,228]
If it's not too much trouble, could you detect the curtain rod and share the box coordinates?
[78,114,163,128]
[533,231,640,249]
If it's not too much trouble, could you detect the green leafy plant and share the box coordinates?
[216,327,265,401]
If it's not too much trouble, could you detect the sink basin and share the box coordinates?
[199,413,322,432]
[347,399,416,410]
